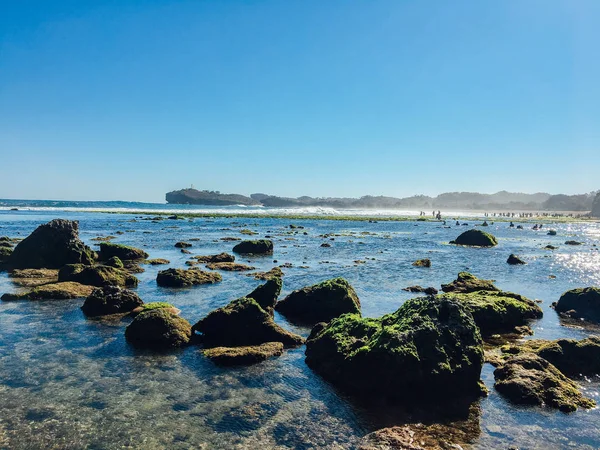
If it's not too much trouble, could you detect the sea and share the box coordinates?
[0,199,599,449]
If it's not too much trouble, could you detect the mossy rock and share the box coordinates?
[203,342,284,366]
[81,285,143,316]
[305,296,485,402]
[0,246,13,263]
[249,267,284,280]
[412,258,431,268]
[450,229,498,247]
[105,256,124,269]
[194,252,235,263]
[494,354,595,412]
[502,336,600,378]
[193,297,304,348]
[139,301,175,312]
[554,287,600,322]
[232,240,274,254]
[438,290,542,336]
[441,272,499,294]
[58,264,139,288]
[125,309,192,349]
[146,258,170,265]
[205,262,255,271]
[7,219,96,269]
[275,277,360,325]
[247,277,283,312]
[1,282,94,301]
[99,242,148,261]
[156,268,222,287]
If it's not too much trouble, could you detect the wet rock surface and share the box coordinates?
[232,240,274,254]
[203,342,284,366]
[450,229,498,247]
[58,264,139,288]
[156,268,222,287]
[1,282,94,301]
[554,287,600,322]
[125,309,192,349]
[81,285,144,316]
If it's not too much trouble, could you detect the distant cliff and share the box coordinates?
[166,188,599,211]
[165,189,260,206]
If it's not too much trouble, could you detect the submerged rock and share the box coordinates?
[81,285,144,317]
[438,290,543,336]
[247,277,283,312]
[358,425,459,450]
[58,264,139,288]
[248,267,284,280]
[554,287,600,322]
[441,272,499,294]
[125,309,192,349]
[507,254,526,265]
[174,241,192,248]
[450,229,498,247]
[192,297,304,348]
[99,242,148,261]
[205,262,255,271]
[493,354,595,412]
[7,219,95,269]
[275,277,360,324]
[403,285,438,295]
[194,252,235,263]
[146,258,170,265]
[502,336,600,378]
[203,342,284,366]
[232,240,274,254]
[305,296,485,402]
[156,268,222,287]
[1,282,94,301]
[412,258,431,268]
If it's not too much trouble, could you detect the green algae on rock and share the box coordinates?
[247,277,283,312]
[450,229,498,247]
[205,262,255,271]
[248,267,284,280]
[275,277,360,325]
[156,268,222,287]
[7,219,96,269]
[105,256,124,268]
[203,342,284,366]
[0,246,13,263]
[232,239,274,254]
[99,242,149,261]
[554,287,600,322]
[81,285,143,316]
[437,290,543,336]
[1,281,95,301]
[493,354,595,412]
[412,258,432,267]
[58,264,139,288]
[441,272,499,294]
[193,252,235,263]
[145,258,170,265]
[125,308,192,349]
[305,296,485,402]
[193,297,304,348]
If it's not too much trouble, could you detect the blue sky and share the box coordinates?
[1,0,599,202]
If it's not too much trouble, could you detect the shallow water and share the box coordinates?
[1,210,599,449]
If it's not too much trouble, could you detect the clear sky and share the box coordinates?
[1,0,599,202]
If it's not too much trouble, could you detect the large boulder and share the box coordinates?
[7,219,95,269]
[99,242,148,261]
[81,285,144,317]
[156,268,222,287]
[438,291,543,336]
[441,272,499,294]
[502,336,600,378]
[275,277,360,324]
[1,282,94,301]
[247,277,283,312]
[305,296,485,402]
[125,309,192,349]
[554,287,600,322]
[192,297,304,348]
[494,354,595,412]
[58,264,139,288]
[450,229,498,247]
[203,342,284,366]
[232,240,274,254]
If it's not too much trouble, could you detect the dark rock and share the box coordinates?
[7,219,95,269]
[247,277,283,312]
[146,258,170,265]
[507,254,526,265]
[248,267,284,280]
[99,242,148,261]
[275,277,360,325]
[565,240,583,246]
[320,243,331,248]
[203,342,284,366]
[81,285,144,316]
[402,285,438,295]
[555,287,600,322]
[105,256,124,268]
[305,296,485,402]
[125,309,192,349]
[412,258,431,267]
[493,354,595,412]
[0,246,13,263]
[58,264,139,288]
[205,262,255,271]
[192,297,304,348]
[450,229,498,247]
[174,242,192,248]
[547,230,557,236]
[441,272,499,294]
[1,282,94,301]
[156,268,222,287]
[232,240,274,254]
[193,252,235,263]
[544,245,558,250]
